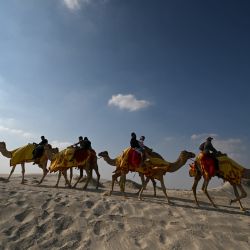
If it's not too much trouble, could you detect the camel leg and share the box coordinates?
[138,177,150,200]
[202,179,217,208]
[69,168,73,186]
[21,163,25,184]
[192,174,202,207]
[110,172,121,196]
[73,168,83,188]
[38,164,48,184]
[7,166,16,181]
[94,166,100,190]
[151,178,157,197]
[159,175,172,204]
[55,171,62,188]
[83,168,92,190]
[136,173,145,195]
[62,170,71,188]
[230,184,247,211]
[119,171,127,196]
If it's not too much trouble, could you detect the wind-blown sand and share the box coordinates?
[0,174,249,250]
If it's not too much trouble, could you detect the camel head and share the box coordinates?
[0,142,6,148]
[180,150,196,161]
[98,151,109,158]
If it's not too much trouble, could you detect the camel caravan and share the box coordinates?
[0,134,250,211]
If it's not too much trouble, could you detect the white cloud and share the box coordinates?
[62,0,108,11]
[0,125,33,139]
[63,0,82,10]
[191,133,218,141]
[108,94,151,112]
[50,140,72,150]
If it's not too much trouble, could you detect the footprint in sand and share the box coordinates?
[41,198,52,210]
[15,209,32,222]
[93,221,101,235]
[3,226,15,236]
[15,200,26,206]
[54,215,74,234]
[83,200,94,209]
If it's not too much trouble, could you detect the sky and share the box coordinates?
[0,0,250,189]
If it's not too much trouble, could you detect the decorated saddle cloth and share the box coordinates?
[197,152,216,180]
[189,162,198,177]
[117,147,171,175]
[10,144,36,166]
[217,156,244,185]
[49,147,92,172]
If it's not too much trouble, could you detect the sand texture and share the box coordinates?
[0,174,250,250]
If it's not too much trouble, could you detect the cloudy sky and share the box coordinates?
[0,0,249,189]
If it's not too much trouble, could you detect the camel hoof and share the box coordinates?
[229,200,233,206]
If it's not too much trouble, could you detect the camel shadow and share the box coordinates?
[108,190,250,216]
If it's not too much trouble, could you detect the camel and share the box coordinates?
[50,147,100,190]
[98,150,157,196]
[98,149,195,203]
[0,142,57,184]
[189,153,250,211]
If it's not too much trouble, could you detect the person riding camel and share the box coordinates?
[199,136,219,172]
[130,132,147,168]
[32,136,48,164]
[70,136,92,161]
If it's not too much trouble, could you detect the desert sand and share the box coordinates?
[0,174,250,250]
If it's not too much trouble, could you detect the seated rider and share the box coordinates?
[199,136,219,170]
[73,136,92,150]
[130,132,146,167]
[70,136,92,161]
[33,136,48,164]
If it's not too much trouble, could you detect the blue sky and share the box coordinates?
[0,0,250,189]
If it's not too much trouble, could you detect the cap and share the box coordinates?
[207,137,213,141]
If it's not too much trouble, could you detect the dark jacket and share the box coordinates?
[199,140,218,154]
[130,137,140,148]
[79,139,91,150]
[38,138,48,146]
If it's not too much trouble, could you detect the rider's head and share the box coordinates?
[79,136,83,141]
[131,132,136,138]
[206,136,213,141]
[140,136,145,141]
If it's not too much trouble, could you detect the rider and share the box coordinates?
[70,136,92,161]
[199,136,219,171]
[73,136,92,150]
[32,136,48,164]
[130,132,147,167]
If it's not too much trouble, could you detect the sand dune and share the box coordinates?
[0,174,249,250]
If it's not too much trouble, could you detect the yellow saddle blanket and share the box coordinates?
[217,156,244,185]
[49,147,90,172]
[10,144,35,166]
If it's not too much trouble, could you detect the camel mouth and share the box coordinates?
[98,151,108,157]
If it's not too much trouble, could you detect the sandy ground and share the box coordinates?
[0,173,250,250]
